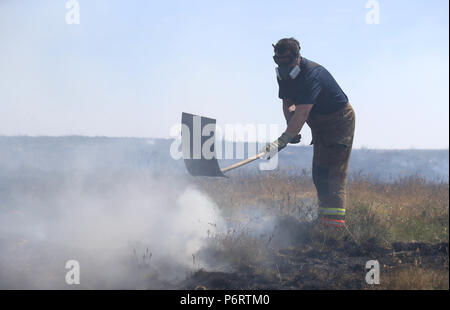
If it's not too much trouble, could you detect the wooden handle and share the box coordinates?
[220,152,266,173]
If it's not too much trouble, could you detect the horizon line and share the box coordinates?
[0,135,448,151]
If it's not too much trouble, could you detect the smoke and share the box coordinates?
[0,136,321,289]
[0,172,225,289]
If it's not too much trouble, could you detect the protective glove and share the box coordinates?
[261,132,293,160]
[290,134,302,144]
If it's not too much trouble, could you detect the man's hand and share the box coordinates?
[261,132,293,160]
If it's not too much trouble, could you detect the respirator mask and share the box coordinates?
[273,44,301,80]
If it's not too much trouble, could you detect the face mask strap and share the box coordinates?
[273,54,295,66]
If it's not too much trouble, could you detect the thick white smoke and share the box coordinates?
[0,173,225,289]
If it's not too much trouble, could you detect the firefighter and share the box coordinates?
[261,37,356,228]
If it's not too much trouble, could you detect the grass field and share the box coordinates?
[183,171,449,290]
[0,165,447,289]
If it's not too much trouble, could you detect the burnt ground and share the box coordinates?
[180,239,449,290]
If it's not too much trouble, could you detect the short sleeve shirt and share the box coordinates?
[277,57,348,115]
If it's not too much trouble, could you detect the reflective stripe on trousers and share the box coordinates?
[319,208,346,216]
[319,218,345,227]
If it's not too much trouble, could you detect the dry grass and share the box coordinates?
[374,267,449,290]
[188,171,449,290]
[194,171,449,245]
[347,174,449,244]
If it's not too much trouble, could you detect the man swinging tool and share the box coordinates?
[261,37,356,228]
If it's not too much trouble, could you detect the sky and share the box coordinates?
[0,0,448,149]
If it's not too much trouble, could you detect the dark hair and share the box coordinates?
[273,37,301,56]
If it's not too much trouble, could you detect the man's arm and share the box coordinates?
[260,103,312,159]
[282,99,295,125]
[285,104,313,137]
[261,103,312,159]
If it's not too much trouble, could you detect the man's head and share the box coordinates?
[272,37,301,66]
[273,37,301,80]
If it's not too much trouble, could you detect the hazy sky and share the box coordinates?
[0,0,448,149]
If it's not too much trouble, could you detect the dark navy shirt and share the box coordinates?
[277,57,348,115]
